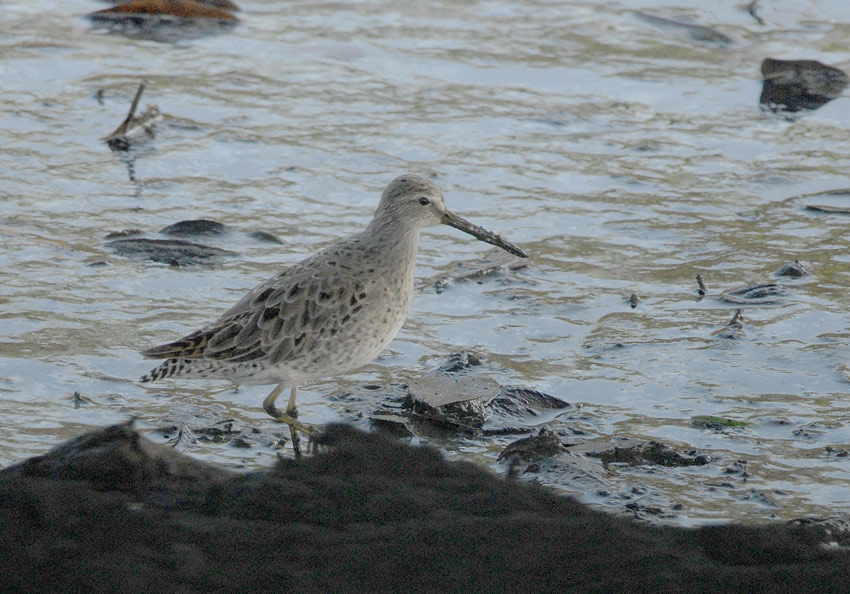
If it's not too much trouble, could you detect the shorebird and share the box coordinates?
[140,173,527,454]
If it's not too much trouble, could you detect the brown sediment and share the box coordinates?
[110,0,241,10]
[94,0,238,20]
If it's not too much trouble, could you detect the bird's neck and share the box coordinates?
[360,215,422,267]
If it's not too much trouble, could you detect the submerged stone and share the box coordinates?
[246,230,284,244]
[634,12,732,44]
[106,237,237,266]
[722,283,785,304]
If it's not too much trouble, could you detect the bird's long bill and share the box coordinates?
[442,211,528,258]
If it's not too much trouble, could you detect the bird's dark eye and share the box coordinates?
[418,197,430,206]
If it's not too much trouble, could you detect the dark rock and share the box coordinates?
[591,440,710,468]
[369,414,414,437]
[434,350,482,373]
[497,427,565,463]
[485,386,572,429]
[401,354,570,436]
[407,375,499,410]
[160,219,228,236]
[1,421,230,488]
[760,58,848,113]
[403,352,495,433]
[774,260,813,278]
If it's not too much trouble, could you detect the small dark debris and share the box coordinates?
[744,0,765,26]
[825,446,850,458]
[102,82,161,151]
[431,249,529,294]
[481,427,534,437]
[156,425,180,438]
[711,310,745,340]
[105,229,143,240]
[723,460,750,477]
[743,488,780,508]
[634,12,732,44]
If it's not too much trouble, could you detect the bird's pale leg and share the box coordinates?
[262,383,318,455]
[286,386,302,456]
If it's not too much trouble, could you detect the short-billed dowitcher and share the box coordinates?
[140,173,527,454]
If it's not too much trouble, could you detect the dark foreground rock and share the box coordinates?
[3,422,850,593]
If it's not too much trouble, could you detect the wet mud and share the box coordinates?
[4,422,850,594]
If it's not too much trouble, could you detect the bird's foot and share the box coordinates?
[266,406,322,456]
[289,422,324,457]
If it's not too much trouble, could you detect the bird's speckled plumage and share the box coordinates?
[139,173,527,452]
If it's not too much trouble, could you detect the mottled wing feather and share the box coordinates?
[140,329,210,359]
[141,240,370,366]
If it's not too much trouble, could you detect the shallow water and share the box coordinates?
[3,0,850,525]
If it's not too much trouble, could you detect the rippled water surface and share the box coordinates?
[3,0,850,525]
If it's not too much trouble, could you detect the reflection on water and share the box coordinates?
[3,0,850,524]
